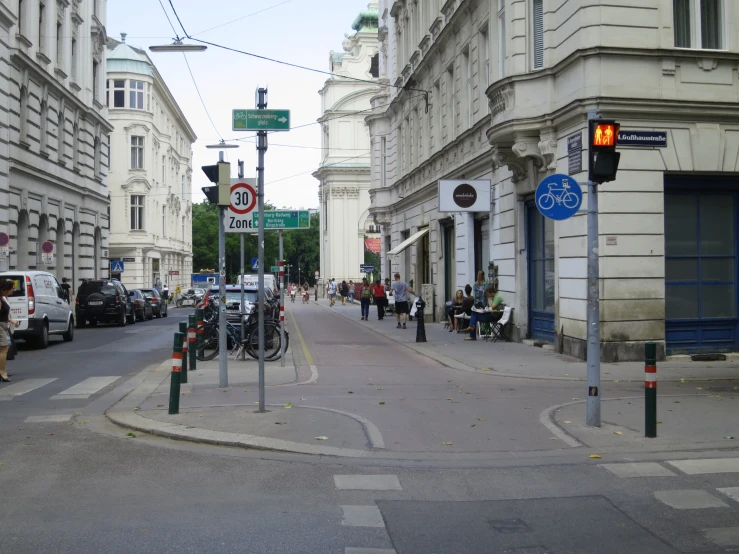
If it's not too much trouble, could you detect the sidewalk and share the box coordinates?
[315,298,739,382]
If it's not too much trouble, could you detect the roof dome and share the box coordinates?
[106,33,152,76]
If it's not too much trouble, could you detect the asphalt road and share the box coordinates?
[0,303,737,553]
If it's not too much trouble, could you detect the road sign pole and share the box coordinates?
[279,232,285,368]
[239,162,246,360]
[586,178,601,427]
[218,150,228,389]
[257,87,267,413]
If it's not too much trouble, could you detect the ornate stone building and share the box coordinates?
[0,0,113,285]
[368,0,739,361]
[314,3,380,284]
[105,35,195,291]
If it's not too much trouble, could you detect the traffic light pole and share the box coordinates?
[218,150,228,388]
[238,161,246,361]
[256,88,267,413]
[586,179,600,427]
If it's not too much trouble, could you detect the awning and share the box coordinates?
[387,228,429,256]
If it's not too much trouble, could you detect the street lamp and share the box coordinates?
[149,39,207,53]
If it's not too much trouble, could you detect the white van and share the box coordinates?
[0,270,75,348]
[237,274,276,291]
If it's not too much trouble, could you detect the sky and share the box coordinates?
[107,0,374,209]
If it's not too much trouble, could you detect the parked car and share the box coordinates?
[139,288,168,318]
[0,270,75,348]
[76,279,135,327]
[129,289,154,321]
[210,285,278,324]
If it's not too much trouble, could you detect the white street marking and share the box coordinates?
[666,458,739,475]
[24,414,74,423]
[717,487,739,503]
[654,490,729,509]
[50,376,121,400]
[341,505,386,528]
[334,475,402,491]
[345,549,396,554]
[0,379,57,401]
[703,527,739,547]
[601,463,676,478]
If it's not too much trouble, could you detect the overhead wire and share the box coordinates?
[191,0,298,37]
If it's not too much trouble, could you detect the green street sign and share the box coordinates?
[232,109,290,131]
[252,210,310,230]
[270,266,280,272]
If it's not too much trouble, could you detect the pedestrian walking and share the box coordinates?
[348,281,355,304]
[358,278,371,320]
[0,279,21,382]
[372,279,387,320]
[391,273,415,329]
[340,280,349,305]
[162,285,170,304]
[60,277,72,304]
[328,278,337,306]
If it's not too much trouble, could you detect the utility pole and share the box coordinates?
[256,87,267,412]
[279,231,285,368]
[238,160,246,360]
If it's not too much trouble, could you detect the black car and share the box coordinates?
[129,289,154,321]
[139,289,168,318]
[76,279,135,327]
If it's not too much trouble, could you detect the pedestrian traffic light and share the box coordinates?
[201,161,231,206]
[588,119,620,184]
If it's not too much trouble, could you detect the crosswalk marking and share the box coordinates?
[0,378,57,401]
[334,475,402,491]
[601,463,676,478]
[49,376,121,400]
[25,414,74,423]
[654,490,729,509]
[666,458,739,475]
[718,487,739,503]
[345,549,396,554]
[341,505,386,528]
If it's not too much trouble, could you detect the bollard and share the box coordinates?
[415,298,427,343]
[188,315,197,371]
[169,332,184,415]
[645,341,657,438]
[178,322,188,384]
[195,308,204,358]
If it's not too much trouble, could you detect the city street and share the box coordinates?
[0,301,737,553]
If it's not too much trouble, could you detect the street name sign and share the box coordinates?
[535,174,583,221]
[360,264,376,273]
[617,130,667,148]
[226,178,258,233]
[567,132,583,175]
[232,109,290,132]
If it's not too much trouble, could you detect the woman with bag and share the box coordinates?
[1,279,21,382]
[357,278,371,321]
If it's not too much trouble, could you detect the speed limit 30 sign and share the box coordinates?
[226,179,257,233]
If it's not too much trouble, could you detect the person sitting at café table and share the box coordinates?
[452,285,475,331]
[447,289,465,332]
[463,285,503,341]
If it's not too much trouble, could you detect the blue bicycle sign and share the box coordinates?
[535,174,583,221]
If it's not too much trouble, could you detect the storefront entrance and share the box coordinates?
[665,176,738,354]
[527,203,555,342]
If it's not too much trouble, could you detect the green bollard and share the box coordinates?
[195,308,204,359]
[645,341,657,438]
[188,314,197,371]
[169,332,184,415]
[178,322,188,384]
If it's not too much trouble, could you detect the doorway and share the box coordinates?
[443,223,455,302]
[527,203,555,342]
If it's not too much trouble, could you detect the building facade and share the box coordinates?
[314,3,380,284]
[0,0,113,286]
[367,0,739,361]
[105,35,195,291]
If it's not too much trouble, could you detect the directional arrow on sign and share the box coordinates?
[278,117,287,123]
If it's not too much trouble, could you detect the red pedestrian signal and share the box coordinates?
[588,119,620,184]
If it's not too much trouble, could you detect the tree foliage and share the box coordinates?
[192,202,321,286]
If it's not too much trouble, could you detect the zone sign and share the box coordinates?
[226,180,258,233]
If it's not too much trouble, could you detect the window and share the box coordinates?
[498,0,506,78]
[56,22,62,65]
[532,0,544,69]
[38,2,45,52]
[446,65,455,141]
[433,80,441,149]
[131,136,144,169]
[92,61,98,101]
[162,205,166,237]
[162,155,166,183]
[380,136,387,187]
[480,27,490,90]
[71,38,77,81]
[181,175,185,199]
[369,53,379,78]
[94,136,100,177]
[399,122,405,173]
[463,47,472,127]
[130,80,144,109]
[130,195,144,230]
[674,0,724,49]
[182,217,185,242]
[18,0,24,34]
[111,80,124,108]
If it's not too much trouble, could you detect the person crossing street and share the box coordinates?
[391,273,415,329]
